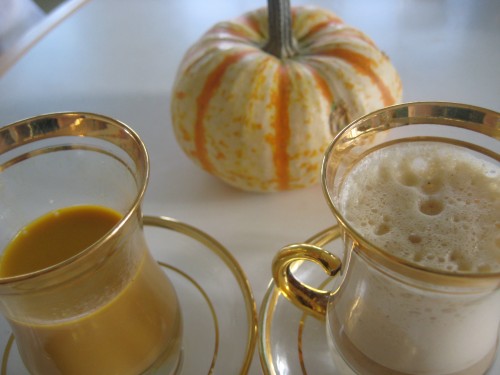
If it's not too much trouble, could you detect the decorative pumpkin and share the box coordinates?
[171,0,402,192]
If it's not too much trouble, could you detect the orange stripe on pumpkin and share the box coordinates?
[271,65,292,190]
[301,19,343,41]
[195,51,253,172]
[321,48,395,105]
[307,66,334,104]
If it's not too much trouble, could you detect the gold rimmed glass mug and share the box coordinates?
[273,102,500,374]
[0,113,182,374]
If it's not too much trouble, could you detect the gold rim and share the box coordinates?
[0,112,149,285]
[259,225,340,375]
[1,216,258,375]
[321,101,500,282]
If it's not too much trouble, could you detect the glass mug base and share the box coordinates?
[141,309,183,375]
[327,314,499,375]
[142,338,183,375]
[6,310,184,375]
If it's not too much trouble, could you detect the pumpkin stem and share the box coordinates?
[264,0,297,58]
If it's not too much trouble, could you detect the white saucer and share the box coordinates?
[258,226,500,375]
[1,215,258,375]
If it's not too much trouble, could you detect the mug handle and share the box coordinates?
[272,225,342,320]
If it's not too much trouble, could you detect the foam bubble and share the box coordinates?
[419,198,444,216]
[408,234,422,244]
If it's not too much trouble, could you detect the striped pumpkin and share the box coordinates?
[171,1,402,192]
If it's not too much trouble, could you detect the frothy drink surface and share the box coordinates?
[339,141,500,273]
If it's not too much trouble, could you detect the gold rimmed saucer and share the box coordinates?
[258,226,500,374]
[1,215,258,375]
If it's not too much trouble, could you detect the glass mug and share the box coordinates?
[0,113,182,375]
[273,102,500,374]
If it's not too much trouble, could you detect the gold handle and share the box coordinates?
[272,226,342,320]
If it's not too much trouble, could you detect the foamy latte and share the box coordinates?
[327,141,500,375]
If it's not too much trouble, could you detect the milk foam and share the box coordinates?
[339,142,500,273]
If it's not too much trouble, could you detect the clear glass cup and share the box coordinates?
[0,113,182,375]
[273,102,500,374]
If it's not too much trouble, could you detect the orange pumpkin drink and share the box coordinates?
[0,205,181,375]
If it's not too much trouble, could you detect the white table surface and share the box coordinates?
[0,0,499,373]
